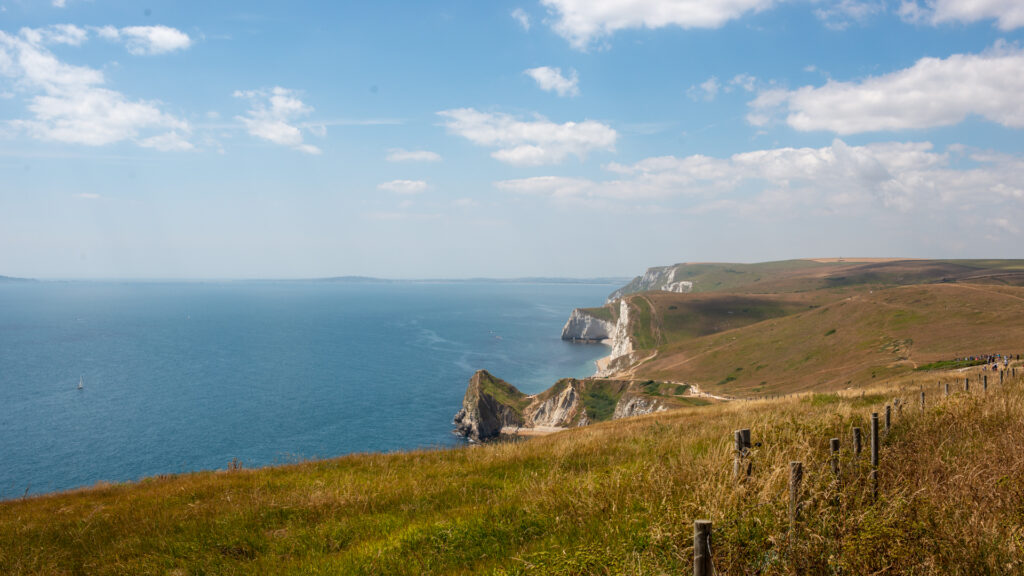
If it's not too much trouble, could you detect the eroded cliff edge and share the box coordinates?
[453,370,691,442]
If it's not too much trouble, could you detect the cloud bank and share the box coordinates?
[438,108,616,166]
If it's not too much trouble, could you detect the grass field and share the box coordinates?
[625,283,1024,396]
[2,363,1021,574]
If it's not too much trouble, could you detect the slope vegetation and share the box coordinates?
[622,283,1024,395]
[2,366,1022,574]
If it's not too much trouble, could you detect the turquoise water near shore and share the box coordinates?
[0,281,613,499]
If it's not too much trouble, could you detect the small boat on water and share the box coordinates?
[78,375,83,390]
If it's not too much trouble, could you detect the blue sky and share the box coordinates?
[1,0,1023,279]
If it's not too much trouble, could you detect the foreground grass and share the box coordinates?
[2,366,1023,574]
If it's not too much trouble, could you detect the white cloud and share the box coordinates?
[0,29,192,148]
[511,8,531,30]
[96,25,192,55]
[437,108,617,166]
[688,76,720,101]
[52,0,66,7]
[496,139,1020,217]
[21,24,88,46]
[748,43,1024,134]
[139,131,193,151]
[377,179,429,194]
[815,0,886,30]
[234,87,322,154]
[541,0,778,49]
[731,74,757,92]
[899,0,1024,30]
[524,66,579,97]
[386,148,442,162]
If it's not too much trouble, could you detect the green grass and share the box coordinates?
[476,371,530,415]
[577,305,615,323]
[914,358,987,371]
[629,296,658,350]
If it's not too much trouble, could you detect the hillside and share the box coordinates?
[575,260,1024,397]
[627,283,1024,395]
[2,365,1021,574]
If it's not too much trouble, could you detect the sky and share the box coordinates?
[1,0,1023,279]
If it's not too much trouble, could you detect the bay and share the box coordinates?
[0,281,613,499]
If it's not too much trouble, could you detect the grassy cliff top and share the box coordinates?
[2,365,1022,574]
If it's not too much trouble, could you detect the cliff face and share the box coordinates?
[453,372,688,440]
[607,265,693,303]
[561,309,615,342]
[452,370,527,441]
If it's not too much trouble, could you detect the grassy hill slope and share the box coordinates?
[2,366,1022,574]
[628,283,1024,395]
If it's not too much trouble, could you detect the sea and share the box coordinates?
[0,280,615,499]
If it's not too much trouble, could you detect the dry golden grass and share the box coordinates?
[1,363,1022,574]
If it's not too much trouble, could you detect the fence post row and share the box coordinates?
[698,368,1024,571]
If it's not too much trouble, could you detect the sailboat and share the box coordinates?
[78,375,84,390]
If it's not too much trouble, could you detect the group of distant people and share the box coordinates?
[958,353,1019,371]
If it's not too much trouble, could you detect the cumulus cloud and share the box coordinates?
[0,28,192,148]
[96,25,192,55]
[899,0,1024,30]
[541,0,778,49]
[511,8,531,30]
[524,66,579,97]
[496,139,1024,217]
[234,87,322,154]
[386,148,442,162]
[748,43,1024,133]
[437,108,616,166]
[377,179,429,194]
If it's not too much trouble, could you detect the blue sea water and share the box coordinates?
[0,281,614,499]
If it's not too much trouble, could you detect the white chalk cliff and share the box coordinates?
[607,265,694,303]
[560,309,614,342]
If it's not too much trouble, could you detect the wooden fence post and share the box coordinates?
[870,412,879,501]
[984,374,988,394]
[694,520,712,576]
[885,405,891,435]
[830,437,840,478]
[965,377,970,393]
[853,427,862,458]
[944,382,949,397]
[920,391,925,411]
[789,461,803,529]
[733,430,743,479]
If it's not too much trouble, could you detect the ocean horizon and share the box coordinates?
[0,280,614,499]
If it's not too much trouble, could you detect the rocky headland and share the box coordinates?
[452,369,690,442]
